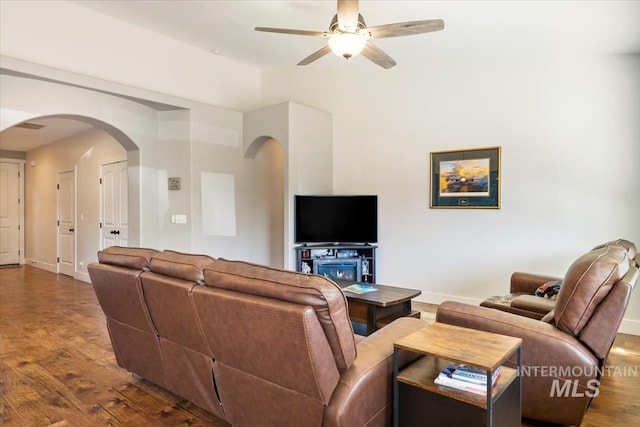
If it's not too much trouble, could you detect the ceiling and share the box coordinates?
[72,0,640,68]
[0,118,95,153]
[2,0,639,153]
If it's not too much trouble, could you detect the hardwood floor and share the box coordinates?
[1,265,228,426]
[1,266,638,426]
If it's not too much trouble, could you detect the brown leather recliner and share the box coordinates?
[480,239,639,320]
[436,244,639,426]
[193,258,428,427]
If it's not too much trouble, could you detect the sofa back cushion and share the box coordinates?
[90,246,158,332]
[97,246,158,270]
[192,285,339,426]
[203,259,357,373]
[149,250,216,283]
[555,245,630,336]
[143,250,216,353]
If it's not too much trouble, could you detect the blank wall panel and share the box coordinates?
[201,172,236,236]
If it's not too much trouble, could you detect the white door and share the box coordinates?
[0,162,20,265]
[57,171,75,276]
[101,161,128,248]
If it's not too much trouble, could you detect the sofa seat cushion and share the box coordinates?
[98,246,158,270]
[203,258,357,373]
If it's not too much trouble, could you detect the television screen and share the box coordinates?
[294,195,378,244]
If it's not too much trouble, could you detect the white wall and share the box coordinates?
[260,53,640,334]
[243,102,333,268]
[190,104,286,266]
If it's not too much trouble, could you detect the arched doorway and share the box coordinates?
[244,136,285,268]
[0,114,139,280]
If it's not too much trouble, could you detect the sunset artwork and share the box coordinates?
[439,158,490,197]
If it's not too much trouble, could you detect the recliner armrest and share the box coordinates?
[511,294,556,314]
[436,301,597,369]
[510,272,561,294]
[436,301,599,426]
[323,317,428,427]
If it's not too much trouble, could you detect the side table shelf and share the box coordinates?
[393,323,522,427]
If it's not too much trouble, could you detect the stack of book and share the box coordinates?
[434,363,501,395]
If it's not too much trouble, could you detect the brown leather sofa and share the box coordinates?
[436,243,639,426]
[480,239,639,320]
[88,247,428,427]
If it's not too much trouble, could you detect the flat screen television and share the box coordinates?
[294,195,378,244]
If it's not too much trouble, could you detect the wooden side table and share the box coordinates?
[393,323,522,427]
[336,279,421,335]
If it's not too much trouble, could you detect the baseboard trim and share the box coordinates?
[25,258,57,274]
[618,318,640,336]
[74,271,91,284]
[22,260,91,284]
[414,291,482,307]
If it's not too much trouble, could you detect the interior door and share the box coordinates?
[101,161,128,248]
[57,170,75,276]
[0,162,20,265]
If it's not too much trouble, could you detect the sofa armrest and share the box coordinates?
[323,317,428,427]
[510,272,561,294]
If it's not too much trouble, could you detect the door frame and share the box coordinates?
[0,158,25,265]
[99,159,128,249]
[57,169,76,276]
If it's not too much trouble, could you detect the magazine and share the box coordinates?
[451,364,501,385]
[434,374,491,395]
[342,284,378,294]
[435,363,500,393]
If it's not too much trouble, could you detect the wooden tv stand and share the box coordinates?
[295,244,377,283]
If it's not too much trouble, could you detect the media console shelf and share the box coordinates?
[294,244,377,283]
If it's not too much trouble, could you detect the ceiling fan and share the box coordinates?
[255,0,444,69]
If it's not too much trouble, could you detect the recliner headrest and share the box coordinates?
[555,245,630,336]
[592,239,637,262]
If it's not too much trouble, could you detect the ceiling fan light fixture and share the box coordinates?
[328,32,367,59]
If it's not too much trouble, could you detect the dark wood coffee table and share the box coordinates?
[335,279,422,335]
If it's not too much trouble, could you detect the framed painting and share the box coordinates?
[430,146,501,209]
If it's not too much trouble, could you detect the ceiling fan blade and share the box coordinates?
[366,19,444,39]
[337,0,360,31]
[255,27,328,37]
[297,45,333,66]
[361,42,397,69]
